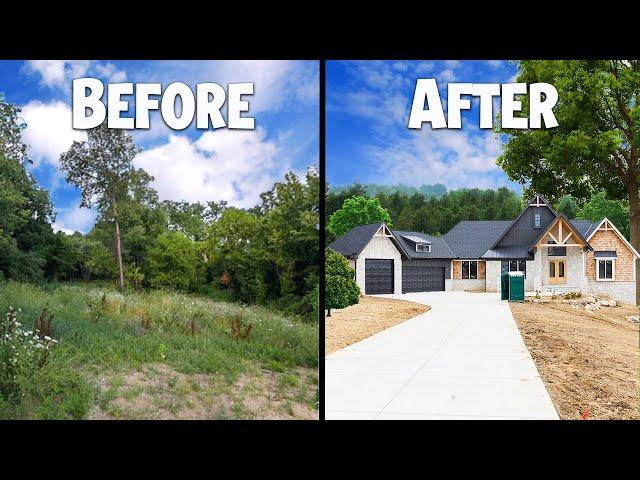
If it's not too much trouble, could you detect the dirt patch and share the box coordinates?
[325,295,429,356]
[510,301,639,420]
[89,364,318,420]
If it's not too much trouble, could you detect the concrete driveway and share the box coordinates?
[325,291,559,420]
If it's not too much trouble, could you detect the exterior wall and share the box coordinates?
[583,281,636,305]
[451,279,486,291]
[497,204,555,247]
[485,260,501,292]
[536,246,583,288]
[585,229,634,281]
[582,227,637,304]
[355,235,402,294]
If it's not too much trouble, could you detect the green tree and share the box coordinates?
[325,248,359,316]
[147,232,198,291]
[578,191,630,239]
[555,195,578,219]
[163,200,226,241]
[0,149,54,282]
[59,124,142,289]
[259,169,319,300]
[328,196,393,237]
[205,208,266,303]
[67,233,113,281]
[496,60,640,302]
[0,93,29,164]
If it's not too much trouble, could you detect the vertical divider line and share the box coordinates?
[318,59,326,421]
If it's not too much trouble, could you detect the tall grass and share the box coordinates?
[0,281,318,419]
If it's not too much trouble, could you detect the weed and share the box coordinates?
[34,306,54,340]
[229,313,253,340]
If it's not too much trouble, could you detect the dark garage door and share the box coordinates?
[365,259,394,294]
[402,265,445,292]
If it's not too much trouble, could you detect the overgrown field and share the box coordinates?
[0,281,318,420]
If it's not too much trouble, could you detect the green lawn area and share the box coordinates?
[0,281,318,420]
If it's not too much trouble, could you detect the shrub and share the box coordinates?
[325,248,360,316]
[0,307,58,402]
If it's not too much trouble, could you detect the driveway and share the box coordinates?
[325,291,559,419]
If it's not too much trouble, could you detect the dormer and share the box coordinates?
[401,234,431,253]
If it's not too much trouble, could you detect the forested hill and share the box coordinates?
[330,183,447,198]
[326,186,522,238]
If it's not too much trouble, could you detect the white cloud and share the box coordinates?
[134,127,286,208]
[134,60,318,114]
[438,68,457,83]
[365,128,504,189]
[444,60,462,68]
[53,202,96,234]
[487,60,504,68]
[20,100,86,167]
[23,60,126,91]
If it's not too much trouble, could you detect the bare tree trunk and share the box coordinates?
[627,180,640,305]
[113,198,125,290]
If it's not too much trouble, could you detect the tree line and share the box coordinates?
[0,94,318,320]
[326,184,630,242]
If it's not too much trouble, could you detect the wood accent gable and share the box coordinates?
[586,218,640,259]
[534,216,588,248]
[585,226,635,281]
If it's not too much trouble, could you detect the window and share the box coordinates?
[596,259,614,281]
[461,260,478,279]
[549,246,566,256]
[534,212,542,228]
[549,261,555,277]
[416,243,431,253]
[509,260,527,277]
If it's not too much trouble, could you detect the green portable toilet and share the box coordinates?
[500,272,509,300]
[508,271,525,301]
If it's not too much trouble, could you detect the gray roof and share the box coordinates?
[442,221,512,258]
[393,230,455,259]
[482,246,534,260]
[328,217,604,262]
[570,219,600,238]
[328,223,385,258]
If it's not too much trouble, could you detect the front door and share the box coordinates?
[548,259,566,285]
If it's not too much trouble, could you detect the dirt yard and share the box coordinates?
[325,296,429,356]
[510,301,639,420]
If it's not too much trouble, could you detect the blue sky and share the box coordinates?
[0,60,318,234]
[326,60,523,192]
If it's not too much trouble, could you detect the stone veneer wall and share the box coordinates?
[354,235,403,295]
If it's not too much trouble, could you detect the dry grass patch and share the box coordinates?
[510,301,639,420]
[90,363,318,420]
[325,295,429,356]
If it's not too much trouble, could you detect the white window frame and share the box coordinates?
[596,258,615,281]
[509,259,527,278]
[534,213,542,228]
[461,260,478,280]
[416,243,431,253]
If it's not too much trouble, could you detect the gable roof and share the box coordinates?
[328,222,386,258]
[442,221,512,258]
[393,230,455,259]
[532,213,591,249]
[489,194,556,250]
[586,217,640,259]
